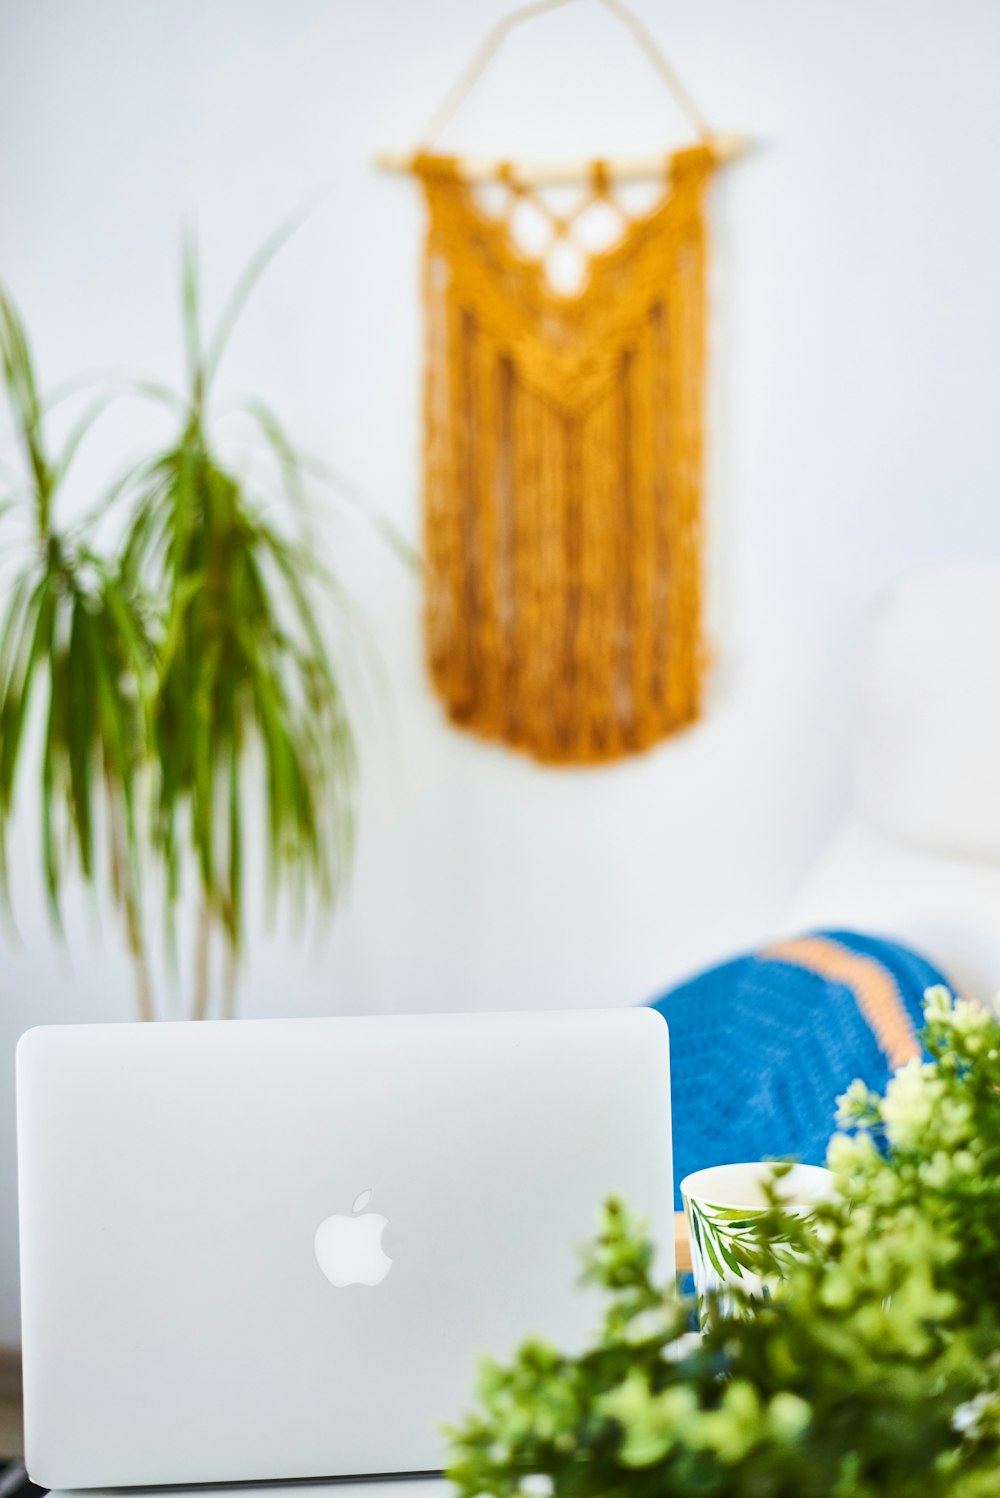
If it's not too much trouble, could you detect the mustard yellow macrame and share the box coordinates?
[412,143,718,765]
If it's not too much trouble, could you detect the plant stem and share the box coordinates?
[222,939,238,1021]
[130,929,155,1023]
[192,901,211,1020]
[107,777,155,1022]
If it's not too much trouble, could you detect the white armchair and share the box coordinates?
[783,560,1000,1002]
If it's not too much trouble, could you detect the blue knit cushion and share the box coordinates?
[648,930,949,1210]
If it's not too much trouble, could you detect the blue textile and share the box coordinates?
[648,930,948,1211]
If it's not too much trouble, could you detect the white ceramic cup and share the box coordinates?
[681,1161,834,1326]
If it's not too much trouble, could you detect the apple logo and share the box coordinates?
[314,1189,393,1287]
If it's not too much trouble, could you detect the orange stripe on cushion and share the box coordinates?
[762,936,921,1070]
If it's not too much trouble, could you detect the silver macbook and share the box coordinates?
[17,1008,672,1489]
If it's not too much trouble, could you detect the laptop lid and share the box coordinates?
[17,1008,672,1488]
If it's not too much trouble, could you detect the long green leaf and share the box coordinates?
[201,207,310,390]
[66,594,95,878]
[180,233,202,402]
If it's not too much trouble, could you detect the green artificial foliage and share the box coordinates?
[0,230,358,1018]
[446,989,1000,1497]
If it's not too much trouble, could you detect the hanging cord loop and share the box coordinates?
[376,0,745,183]
[417,0,709,148]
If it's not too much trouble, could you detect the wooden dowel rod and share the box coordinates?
[374,132,748,184]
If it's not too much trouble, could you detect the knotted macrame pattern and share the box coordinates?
[412,143,718,765]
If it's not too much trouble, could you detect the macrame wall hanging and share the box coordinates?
[380,0,744,765]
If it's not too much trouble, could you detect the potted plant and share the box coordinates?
[0,228,360,1019]
[446,988,1000,1495]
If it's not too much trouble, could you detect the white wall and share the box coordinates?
[1,0,999,1342]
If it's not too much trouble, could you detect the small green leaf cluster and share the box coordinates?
[446,989,1000,1496]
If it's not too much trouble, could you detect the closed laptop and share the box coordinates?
[17,1009,672,1488]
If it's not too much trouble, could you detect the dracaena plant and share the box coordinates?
[116,229,356,1018]
[445,989,1000,1498]
[0,228,358,1019]
[0,291,155,1016]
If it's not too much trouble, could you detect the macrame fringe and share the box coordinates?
[413,143,717,765]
